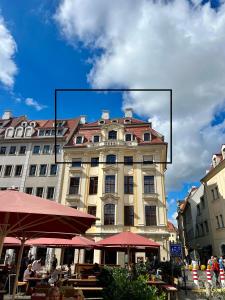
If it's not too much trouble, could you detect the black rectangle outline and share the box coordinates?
[54,89,172,165]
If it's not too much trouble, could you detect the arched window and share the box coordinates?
[106,154,116,164]
[108,130,117,140]
[104,204,115,225]
[221,244,225,256]
[144,132,150,141]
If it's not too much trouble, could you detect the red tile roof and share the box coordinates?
[167,221,177,232]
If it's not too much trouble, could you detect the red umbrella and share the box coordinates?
[4,237,21,246]
[0,190,96,299]
[28,235,95,248]
[96,231,160,265]
[96,231,160,248]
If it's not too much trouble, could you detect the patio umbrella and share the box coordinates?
[0,190,96,299]
[96,231,160,265]
[28,235,96,267]
[3,237,21,247]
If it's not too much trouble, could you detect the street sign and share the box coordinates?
[170,243,182,258]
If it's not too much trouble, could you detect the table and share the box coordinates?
[148,280,166,285]
[68,278,98,287]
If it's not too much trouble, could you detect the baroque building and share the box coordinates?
[60,109,170,264]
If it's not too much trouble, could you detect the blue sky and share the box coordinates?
[0,0,224,224]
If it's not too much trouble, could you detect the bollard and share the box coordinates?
[206,268,212,286]
[220,269,225,287]
[192,268,199,287]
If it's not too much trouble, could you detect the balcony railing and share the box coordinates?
[87,140,138,147]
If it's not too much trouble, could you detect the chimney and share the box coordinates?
[125,108,133,118]
[80,115,86,124]
[101,110,109,120]
[2,110,12,120]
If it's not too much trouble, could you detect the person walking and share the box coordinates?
[219,256,224,270]
[212,257,220,286]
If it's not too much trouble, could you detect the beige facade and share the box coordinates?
[61,111,170,264]
[201,145,225,257]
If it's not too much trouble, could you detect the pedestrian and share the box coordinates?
[219,256,224,270]
[212,257,220,286]
[207,256,214,269]
[51,254,58,270]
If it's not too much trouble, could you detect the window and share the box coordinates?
[45,130,51,136]
[125,134,132,141]
[144,176,155,194]
[25,187,33,194]
[50,164,58,176]
[69,177,80,194]
[215,186,219,199]
[15,165,23,177]
[29,165,37,176]
[200,196,205,209]
[19,146,26,155]
[25,127,32,137]
[89,177,98,195]
[43,145,51,154]
[33,145,40,154]
[143,155,153,164]
[0,147,6,155]
[106,154,116,164]
[91,157,99,167]
[93,135,100,143]
[105,175,115,193]
[46,187,55,199]
[9,146,16,155]
[124,176,133,194]
[108,130,117,140]
[196,225,199,237]
[197,204,200,216]
[4,165,12,176]
[144,132,150,141]
[39,130,45,136]
[204,221,209,233]
[104,204,115,225]
[0,165,2,175]
[39,164,47,176]
[72,159,82,167]
[76,136,83,144]
[88,206,96,217]
[124,206,134,226]
[36,187,44,197]
[216,216,220,228]
[200,223,204,236]
[56,129,63,136]
[53,145,60,154]
[124,156,133,165]
[220,214,224,227]
[145,206,157,226]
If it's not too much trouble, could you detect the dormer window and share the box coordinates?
[29,121,36,127]
[108,130,117,140]
[39,130,45,136]
[125,133,133,142]
[111,119,118,123]
[21,122,28,127]
[5,127,14,138]
[25,127,33,137]
[124,119,131,124]
[45,130,51,136]
[93,135,100,143]
[99,120,105,125]
[143,132,151,141]
[56,129,63,136]
[76,136,83,144]
[15,127,23,137]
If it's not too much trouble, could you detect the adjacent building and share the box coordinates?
[60,109,170,264]
[201,145,225,257]
[167,221,178,243]
[177,185,212,263]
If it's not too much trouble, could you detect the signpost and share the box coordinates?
[170,243,187,294]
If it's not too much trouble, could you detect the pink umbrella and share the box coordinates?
[0,190,96,299]
[96,231,160,265]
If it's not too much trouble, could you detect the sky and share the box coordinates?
[0,0,225,224]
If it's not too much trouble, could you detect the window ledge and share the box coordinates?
[143,193,158,199]
[66,194,81,202]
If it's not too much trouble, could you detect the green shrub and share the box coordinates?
[98,266,166,300]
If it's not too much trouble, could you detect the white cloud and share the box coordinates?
[0,15,17,87]
[169,211,178,226]
[25,98,47,111]
[55,0,225,191]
